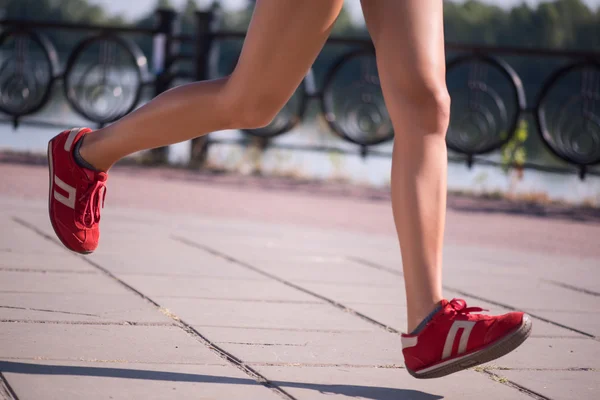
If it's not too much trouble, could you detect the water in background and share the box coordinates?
[2,102,599,206]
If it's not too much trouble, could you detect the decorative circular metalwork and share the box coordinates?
[218,50,307,138]
[0,30,57,117]
[446,55,525,155]
[536,61,600,167]
[322,50,393,146]
[64,34,147,124]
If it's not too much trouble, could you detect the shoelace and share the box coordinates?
[448,298,488,315]
[422,298,488,331]
[79,180,107,228]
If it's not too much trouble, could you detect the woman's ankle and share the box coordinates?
[407,297,444,333]
[78,132,113,172]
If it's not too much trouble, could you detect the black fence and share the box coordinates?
[1,9,599,179]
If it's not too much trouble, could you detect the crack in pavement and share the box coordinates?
[0,357,230,366]
[478,367,598,372]
[0,372,18,400]
[153,296,322,304]
[246,362,405,369]
[0,320,174,326]
[529,335,593,339]
[542,279,600,297]
[192,325,373,333]
[216,342,308,347]
[480,370,551,400]
[0,306,99,318]
[0,267,96,274]
[3,356,595,372]
[347,256,404,277]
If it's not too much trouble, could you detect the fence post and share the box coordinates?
[189,8,220,167]
[149,8,177,164]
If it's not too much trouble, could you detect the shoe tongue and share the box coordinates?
[82,168,107,182]
[81,168,96,181]
[440,299,450,308]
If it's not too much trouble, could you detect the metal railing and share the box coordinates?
[1,9,599,179]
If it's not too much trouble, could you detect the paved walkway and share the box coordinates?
[1,162,599,399]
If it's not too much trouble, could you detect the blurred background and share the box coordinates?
[0,0,599,205]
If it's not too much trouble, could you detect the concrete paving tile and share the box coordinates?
[0,292,170,323]
[338,289,588,338]
[454,294,590,338]
[0,216,64,254]
[482,338,600,369]
[89,243,264,280]
[119,274,315,302]
[0,360,281,400]
[296,281,405,305]
[443,244,599,276]
[206,329,403,365]
[0,323,226,364]
[0,251,96,272]
[525,310,600,338]
[345,297,590,338]
[155,298,378,332]
[344,304,407,332]
[0,271,129,295]
[500,370,599,400]
[541,273,600,295]
[200,326,374,345]
[347,254,402,271]
[3,193,600,398]
[436,246,600,304]
[198,239,346,262]
[444,276,600,313]
[251,259,401,286]
[0,197,44,212]
[256,366,533,400]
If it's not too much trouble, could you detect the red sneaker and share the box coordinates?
[48,128,107,254]
[402,298,532,379]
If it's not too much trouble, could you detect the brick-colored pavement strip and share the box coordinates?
[1,160,599,400]
[2,161,599,258]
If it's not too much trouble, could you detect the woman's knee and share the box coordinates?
[221,76,289,130]
[380,61,451,134]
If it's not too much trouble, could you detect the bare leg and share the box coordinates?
[80,0,344,171]
[361,0,450,332]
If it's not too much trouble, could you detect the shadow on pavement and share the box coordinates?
[0,361,443,400]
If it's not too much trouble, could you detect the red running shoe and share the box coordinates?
[402,298,532,379]
[48,128,107,254]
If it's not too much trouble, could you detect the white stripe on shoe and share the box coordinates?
[54,175,76,209]
[63,128,82,152]
[442,320,476,360]
[401,336,418,349]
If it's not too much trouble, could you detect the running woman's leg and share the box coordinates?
[80,0,345,172]
[361,0,449,334]
[48,0,344,253]
[361,0,531,378]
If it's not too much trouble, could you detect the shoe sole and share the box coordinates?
[47,139,92,255]
[407,314,532,379]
